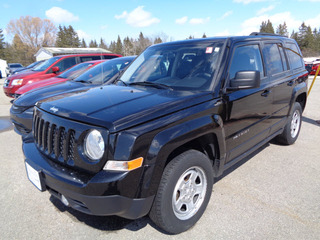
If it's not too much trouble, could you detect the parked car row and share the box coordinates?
[3,53,121,97]
[10,56,135,135]
[9,34,309,234]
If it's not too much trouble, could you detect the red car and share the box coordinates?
[3,53,121,97]
[305,58,320,75]
[15,60,105,97]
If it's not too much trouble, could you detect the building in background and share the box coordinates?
[34,47,111,61]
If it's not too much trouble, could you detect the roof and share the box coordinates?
[35,47,111,57]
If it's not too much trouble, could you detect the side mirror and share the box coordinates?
[228,71,260,91]
[52,66,60,73]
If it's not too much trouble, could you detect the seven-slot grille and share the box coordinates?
[34,114,76,165]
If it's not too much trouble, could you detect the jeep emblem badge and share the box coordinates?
[50,107,58,113]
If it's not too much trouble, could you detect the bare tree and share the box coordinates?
[7,16,56,50]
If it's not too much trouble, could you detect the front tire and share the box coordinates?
[276,102,302,145]
[149,150,213,234]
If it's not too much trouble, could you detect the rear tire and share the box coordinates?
[276,102,302,145]
[149,150,213,234]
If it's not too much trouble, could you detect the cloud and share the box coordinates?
[3,3,10,8]
[189,17,210,25]
[100,25,108,30]
[176,16,188,25]
[305,14,320,28]
[115,6,160,27]
[219,11,233,20]
[46,7,79,23]
[257,5,275,15]
[234,0,267,4]
[237,12,301,35]
[215,30,231,36]
[76,30,91,41]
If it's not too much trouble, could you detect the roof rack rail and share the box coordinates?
[250,32,284,37]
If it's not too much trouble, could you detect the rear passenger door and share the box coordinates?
[262,41,294,134]
[224,42,273,163]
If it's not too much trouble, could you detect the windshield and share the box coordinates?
[26,61,43,69]
[74,57,134,84]
[58,62,99,80]
[33,56,60,71]
[120,41,224,91]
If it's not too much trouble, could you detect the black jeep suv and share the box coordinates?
[23,34,308,234]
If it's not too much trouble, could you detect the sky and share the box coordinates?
[1,0,320,44]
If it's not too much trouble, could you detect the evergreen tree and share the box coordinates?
[108,41,116,53]
[123,37,134,56]
[114,35,123,55]
[89,39,98,48]
[80,38,87,48]
[297,22,314,50]
[99,38,108,50]
[55,25,80,47]
[276,22,289,37]
[260,19,275,34]
[154,37,162,44]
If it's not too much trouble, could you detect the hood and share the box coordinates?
[14,81,87,107]
[7,70,38,79]
[37,85,212,133]
[15,76,66,95]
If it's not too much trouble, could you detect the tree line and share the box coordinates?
[260,20,320,57]
[0,16,319,65]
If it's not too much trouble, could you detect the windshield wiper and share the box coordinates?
[129,81,172,90]
[74,79,92,83]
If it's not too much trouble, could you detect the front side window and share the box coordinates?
[120,41,225,91]
[53,57,76,72]
[229,44,264,80]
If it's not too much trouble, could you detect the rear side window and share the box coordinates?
[229,44,264,79]
[103,55,119,60]
[285,43,304,69]
[263,43,284,75]
[80,56,101,62]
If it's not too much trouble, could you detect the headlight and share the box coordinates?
[84,130,105,161]
[12,79,24,86]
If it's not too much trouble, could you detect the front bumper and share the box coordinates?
[23,141,154,219]
[3,85,19,98]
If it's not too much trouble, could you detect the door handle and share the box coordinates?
[261,89,271,97]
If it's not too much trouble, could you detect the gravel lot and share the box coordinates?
[0,76,319,240]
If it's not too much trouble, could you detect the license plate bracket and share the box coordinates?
[25,162,44,191]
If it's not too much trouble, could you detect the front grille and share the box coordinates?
[34,114,76,165]
[32,107,108,173]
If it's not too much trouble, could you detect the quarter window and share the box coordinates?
[286,43,304,69]
[229,45,264,80]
